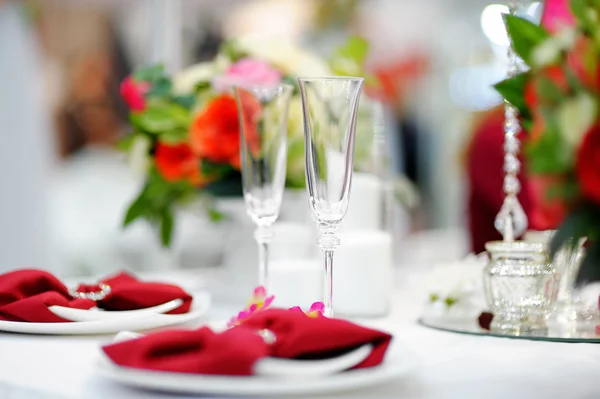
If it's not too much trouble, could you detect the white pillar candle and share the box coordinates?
[270,259,322,309]
[333,230,393,317]
[270,222,313,262]
[341,173,382,231]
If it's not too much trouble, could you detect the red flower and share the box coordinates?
[155,142,205,185]
[120,76,151,112]
[577,124,600,204]
[527,175,568,230]
[190,94,260,169]
[568,37,599,92]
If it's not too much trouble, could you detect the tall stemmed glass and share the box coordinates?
[298,77,364,317]
[234,83,293,291]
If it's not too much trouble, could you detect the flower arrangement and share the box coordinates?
[119,37,376,246]
[495,0,600,283]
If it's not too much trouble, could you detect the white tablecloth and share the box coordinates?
[1,268,599,399]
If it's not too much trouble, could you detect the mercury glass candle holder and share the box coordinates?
[483,241,559,335]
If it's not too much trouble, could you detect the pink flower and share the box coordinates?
[120,76,151,112]
[289,302,326,318]
[227,286,274,327]
[213,58,282,92]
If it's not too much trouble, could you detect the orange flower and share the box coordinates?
[190,94,261,169]
[155,142,205,185]
[190,95,242,168]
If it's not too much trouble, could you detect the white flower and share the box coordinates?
[173,62,217,95]
[532,27,576,68]
[237,37,331,77]
[532,39,562,68]
[128,135,151,178]
[558,93,597,148]
[425,253,488,305]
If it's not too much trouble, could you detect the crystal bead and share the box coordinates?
[504,154,520,174]
[504,136,520,154]
[503,175,521,194]
[504,117,520,135]
[494,196,528,238]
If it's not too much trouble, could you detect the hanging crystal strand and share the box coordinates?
[494,0,528,242]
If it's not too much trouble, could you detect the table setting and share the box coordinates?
[5,0,600,398]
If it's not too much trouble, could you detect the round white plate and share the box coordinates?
[97,343,415,396]
[0,293,210,335]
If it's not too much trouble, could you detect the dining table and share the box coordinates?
[1,259,599,399]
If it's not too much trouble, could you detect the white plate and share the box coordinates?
[110,331,374,378]
[0,293,210,335]
[97,343,415,396]
[48,299,184,322]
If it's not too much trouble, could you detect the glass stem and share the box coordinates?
[324,250,334,317]
[319,232,340,317]
[254,225,274,291]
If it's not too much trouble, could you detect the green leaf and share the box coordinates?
[570,0,588,22]
[201,160,234,179]
[135,102,190,134]
[117,134,136,152]
[147,77,172,97]
[220,40,248,62]
[549,203,600,260]
[160,210,174,247]
[536,76,565,103]
[123,193,148,227]
[494,73,531,117]
[134,65,165,82]
[504,15,549,64]
[329,35,370,77]
[208,208,226,222]
[173,94,197,110]
[159,128,189,144]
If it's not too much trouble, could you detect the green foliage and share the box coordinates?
[504,15,549,64]
[494,73,531,118]
[550,202,600,285]
[525,109,572,174]
[122,169,196,247]
[329,36,379,87]
[220,40,249,62]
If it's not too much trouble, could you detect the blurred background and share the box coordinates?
[0,0,542,277]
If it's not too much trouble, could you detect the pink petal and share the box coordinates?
[263,296,275,309]
[289,306,302,312]
[254,286,267,298]
[309,302,325,314]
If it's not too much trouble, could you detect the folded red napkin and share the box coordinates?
[0,269,193,323]
[101,308,392,376]
[103,327,268,375]
[240,308,392,369]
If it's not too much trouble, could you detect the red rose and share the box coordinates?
[120,76,151,112]
[190,94,260,169]
[577,124,600,204]
[155,142,205,185]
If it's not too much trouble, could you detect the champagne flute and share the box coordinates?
[298,77,364,316]
[234,83,293,291]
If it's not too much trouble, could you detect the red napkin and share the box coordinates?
[96,272,192,314]
[103,327,268,375]
[102,308,392,376]
[240,309,392,369]
[0,269,193,323]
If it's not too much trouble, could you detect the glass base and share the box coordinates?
[491,317,548,337]
[548,299,598,324]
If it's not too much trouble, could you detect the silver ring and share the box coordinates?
[69,283,112,301]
